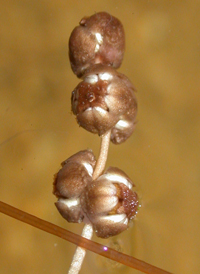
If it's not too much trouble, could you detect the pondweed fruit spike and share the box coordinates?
[54,12,139,274]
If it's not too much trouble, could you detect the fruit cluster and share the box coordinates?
[53,12,139,238]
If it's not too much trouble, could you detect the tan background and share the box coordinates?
[0,1,200,273]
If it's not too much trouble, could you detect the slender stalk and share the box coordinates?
[92,130,111,180]
[68,130,111,273]
[0,201,172,274]
[68,224,93,274]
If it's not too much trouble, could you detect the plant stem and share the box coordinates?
[68,129,111,274]
[92,129,111,180]
[68,224,93,274]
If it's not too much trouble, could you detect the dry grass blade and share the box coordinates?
[0,201,172,274]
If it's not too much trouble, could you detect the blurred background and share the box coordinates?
[0,1,200,273]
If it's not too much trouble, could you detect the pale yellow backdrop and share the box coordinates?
[0,1,199,274]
